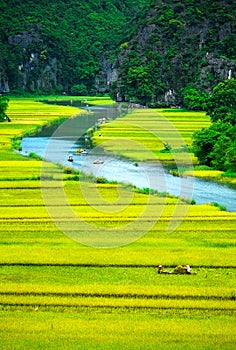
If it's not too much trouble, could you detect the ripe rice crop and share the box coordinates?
[0,98,235,349]
[93,108,210,165]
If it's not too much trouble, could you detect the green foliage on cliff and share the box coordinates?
[0,0,235,102]
[205,78,236,125]
[0,0,145,94]
[114,0,236,105]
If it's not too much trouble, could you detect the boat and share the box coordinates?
[76,149,88,155]
[93,160,104,164]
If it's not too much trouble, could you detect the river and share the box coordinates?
[20,105,236,212]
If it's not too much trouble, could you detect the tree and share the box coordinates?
[193,121,236,171]
[205,78,236,125]
[0,95,10,122]
[192,122,226,166]
[193,79,236,171]
[182,87,208,110]
[71,84,88,96]
[210,127,236,172]
[125,66,154,105]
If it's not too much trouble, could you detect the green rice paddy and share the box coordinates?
[0,97,235,349]
[93,108,210,163]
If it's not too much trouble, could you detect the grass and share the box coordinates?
[0,97,235,349]
[0,178,235,265]
[183,169,236,185]
[92,108,210,165]
[0,265,235,296]
[0,312,234,350]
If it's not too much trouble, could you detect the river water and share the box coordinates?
[20,105,236,212]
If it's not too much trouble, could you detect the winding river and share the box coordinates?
[20,105,236,212]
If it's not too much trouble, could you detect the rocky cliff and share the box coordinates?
[113,0,236,105]
[0,0,235,100]
[0,0,144,94]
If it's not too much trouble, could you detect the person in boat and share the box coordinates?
[68,155,73,162]
[93,160,104,164]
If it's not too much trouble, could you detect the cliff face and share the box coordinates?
[114,0,236,105]
[0,0,145,94]
[0,74,9,93]
[6,27,58,93]
[0,25,59,93]
[4,30,119,94]
[0,0,235,98]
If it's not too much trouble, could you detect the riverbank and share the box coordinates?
[4,98,236,210]
[20,135,236,211]
[92,107,236,187]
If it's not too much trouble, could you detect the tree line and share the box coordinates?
[192,78,236,173]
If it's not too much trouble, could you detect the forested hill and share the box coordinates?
[114,0,236,105]
[0,0,235,105]
[0,0,145,94]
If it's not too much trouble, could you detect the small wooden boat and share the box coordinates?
[76,149,88,155]
[93,160,104,164]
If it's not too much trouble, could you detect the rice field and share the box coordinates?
[0,98,235,349]
[92,108,210,164]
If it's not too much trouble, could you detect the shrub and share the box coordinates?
[96,176,107,184]
[71,84,88,96]
[211,202,226,211]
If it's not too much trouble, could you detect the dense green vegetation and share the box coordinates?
[205,78,236,125]
[113,0,235,105]
[193,79,236,172]
[0,0,145,94]
[1,0,235,103]
[0,95,9,121]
